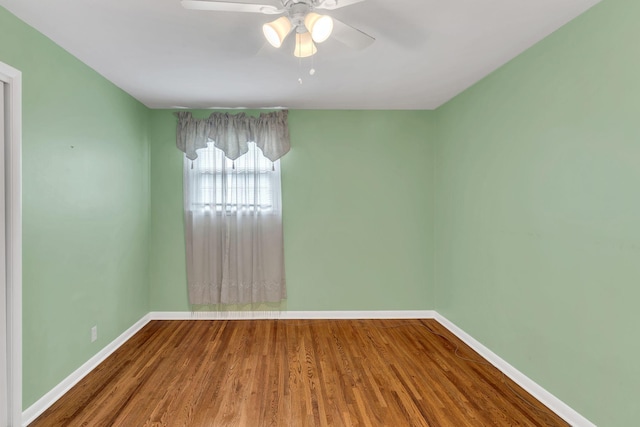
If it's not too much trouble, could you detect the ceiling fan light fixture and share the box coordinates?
[294,32,317,58]
[263,16,292,48]
[304,12,334,43]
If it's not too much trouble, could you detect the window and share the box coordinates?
[178,110,288,306]
[190,141,279,213]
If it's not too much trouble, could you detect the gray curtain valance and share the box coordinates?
[175,110,290,162]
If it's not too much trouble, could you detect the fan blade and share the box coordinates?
[316,0,366,11]
[331,18,375,50]
[181,0,282,14]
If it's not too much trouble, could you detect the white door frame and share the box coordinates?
[0,61,22,427]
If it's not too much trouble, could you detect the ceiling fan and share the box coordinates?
[181,0,375,58]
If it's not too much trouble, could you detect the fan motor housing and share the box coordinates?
[288,2,313,29]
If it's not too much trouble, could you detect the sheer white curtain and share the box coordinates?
[177,111,289,306]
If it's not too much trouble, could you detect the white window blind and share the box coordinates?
[189,141,279,214]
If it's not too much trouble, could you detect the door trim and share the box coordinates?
[0,61,22,427]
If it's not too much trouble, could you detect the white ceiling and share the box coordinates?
[0,0,599,110]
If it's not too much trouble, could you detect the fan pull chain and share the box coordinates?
[272,161,275,171]
[298,57,317,84]
[298,50,303,85]
[310,51,316,76]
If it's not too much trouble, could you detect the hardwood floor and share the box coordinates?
[30,319,568,426]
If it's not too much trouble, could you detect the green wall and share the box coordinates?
[434,0,639,425]
[149,110,436,311]
[0,7,151,408]
[3,0,634,423]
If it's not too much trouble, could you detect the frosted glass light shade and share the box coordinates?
[304,13,334,43]
[263,16,292,48]
[294,32,317,58]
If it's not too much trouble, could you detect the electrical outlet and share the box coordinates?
[91,326,98,342]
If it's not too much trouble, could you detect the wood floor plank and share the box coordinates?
[29,319,569,426]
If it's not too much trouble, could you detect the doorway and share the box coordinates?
[0,61,22,427]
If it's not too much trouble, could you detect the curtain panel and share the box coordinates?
[176,111,289,306]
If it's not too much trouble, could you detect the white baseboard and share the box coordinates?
[149,310,438,320]
[433,313,596,427]
[22,310,594,427]
[21,314,151,426]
